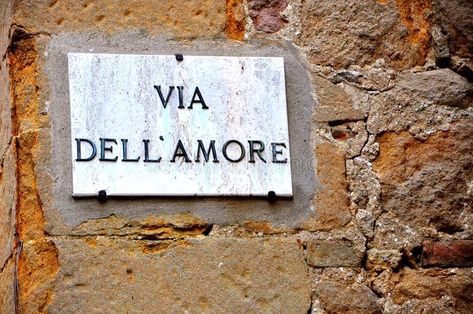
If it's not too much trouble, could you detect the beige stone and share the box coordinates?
[298,0,431,70]
[12,0,227,38]
[306,239,361,267]
[0,144,16,268]
[0,258,15,314]
[313,75,365,123]
[49,237,311,313]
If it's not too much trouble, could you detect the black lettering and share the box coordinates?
[121,139,140,162]
[248,140,267,163]
[143,139,162,162]
[222,140,245,162]
[170,140,192,163]
[271,142,288,163]
[188,86,209,109]
[195,140,219,163]
[75,138,96,161]
[154,85,175,109]
[99,138,118,162]
[177,86,185,109]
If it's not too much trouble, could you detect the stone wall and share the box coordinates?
[1,0,472,313]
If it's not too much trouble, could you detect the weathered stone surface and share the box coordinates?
[18,239,59,313]
[0,145,16,269]
[371,214,422,251]
[368,69,473,134]
[248,0,287,33]
[396,69,472,108]
[366,248,402,271]
[313,75,365,123]
[70,213,210,239]
[431,24,451,66]
[422,240,473,267]
[432,0,473,58]
[49,237,311,313]
[303,143,351,230]
[0,0,11,55]
[12,0,227,37]
[373,121,473,234]
[306,239,361,267]
[225,0,246,40]
[389,268,473,313]
[298,0,431,70]
[316,282,381,314]
[0,258,15,314]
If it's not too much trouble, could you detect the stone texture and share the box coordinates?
[432,0,473,58]
[306,239,361,267]
[303,142,351,230]
[12,0,227,38]
[248,0,288,33]
[366,249,402,271]
[0,144,16,269]
[298,0,431,70]
[373,121,473,235]
[422,240,473,267]
[367,69,473,134]
[313,75,365,123]
[49,237,311,313]
[388,268,473,313]
[316,282,381,314]
[0,258,15,314]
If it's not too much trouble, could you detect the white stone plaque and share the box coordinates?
[68,53,292,197]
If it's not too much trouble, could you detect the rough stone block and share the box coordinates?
[316,282,381,314]
[373,121,473,234]
[306,239,361,267]
[432,0,473,58]
[390,268,473,313]
[48,237,311,313]
[422,240,473,267]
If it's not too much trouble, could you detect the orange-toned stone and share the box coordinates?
[373,121,473,233]
[303,143,351,231]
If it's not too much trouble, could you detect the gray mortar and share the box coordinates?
[43,32,319,233]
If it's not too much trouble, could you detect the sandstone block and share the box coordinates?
[49,237,311,313]
[306,239,361,267]
[422,240,473,267]
[12,0,227,37]
[373,121,473,234]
